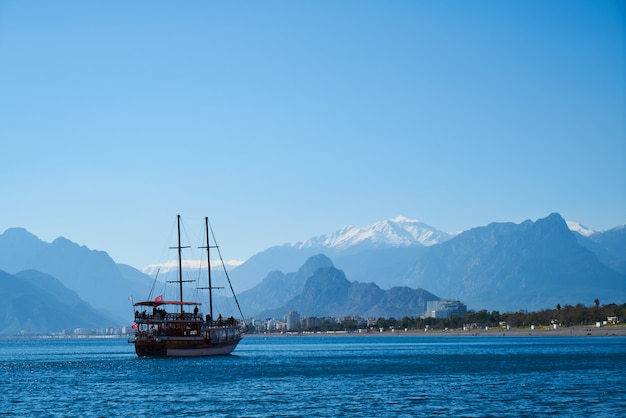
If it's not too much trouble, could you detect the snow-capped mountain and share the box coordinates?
[291,216,454,251]
[566,221,596,237]
[234,213,626,314]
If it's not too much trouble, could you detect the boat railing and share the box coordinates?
[134,311,204,322]
[205,317,239,328]
[134,312,242,326]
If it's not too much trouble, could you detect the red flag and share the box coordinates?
[154,295,163,303]
[131,323,138,329]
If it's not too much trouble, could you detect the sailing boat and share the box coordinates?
[129,215,245,357]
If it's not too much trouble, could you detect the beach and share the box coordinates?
[249,324,626,338]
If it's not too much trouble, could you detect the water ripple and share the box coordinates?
[0,336,624,417]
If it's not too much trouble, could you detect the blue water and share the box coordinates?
[1,335,624,417]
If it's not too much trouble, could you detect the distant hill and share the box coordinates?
[407,213,626,312]
[236,254,335,315]
[230,216,451,291]
[574,224,626,275]
[1,212,624,326]
[233,213,626,315]
[240,255,440,319]
[0,228,153,322]
[0,269,119,334]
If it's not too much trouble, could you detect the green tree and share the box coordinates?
[375,317,389,331]
[490,310,501,324]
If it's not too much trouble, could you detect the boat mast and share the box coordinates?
[167,215,191,315]
[176,215,184,314]
[205,217,214,321]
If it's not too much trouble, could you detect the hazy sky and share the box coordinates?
[1,1,624,269]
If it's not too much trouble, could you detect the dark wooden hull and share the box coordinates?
[133,334,242,357]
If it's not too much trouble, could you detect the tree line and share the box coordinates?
[302,301,625,333]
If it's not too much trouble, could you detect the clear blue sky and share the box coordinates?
[1,1,624,269]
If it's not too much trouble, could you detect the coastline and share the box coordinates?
[2,324,624,340]
[247,324,626,338]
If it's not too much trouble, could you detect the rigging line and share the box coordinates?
[208,220,246,321]
[178,215,204,287]
[147,268,160,301]
[180,214,205,248]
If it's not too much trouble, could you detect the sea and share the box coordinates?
[0,335,624,417]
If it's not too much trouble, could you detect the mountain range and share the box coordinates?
[0,213,624,333]
[0,228,152,326]
[0,269,114,334]
[229,216,453,291]
[237,254,440,319]
[231,213,625,314]
[405,213,625,312]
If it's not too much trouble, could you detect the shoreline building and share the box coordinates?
[425,299,467,319]
[285,311,301,331]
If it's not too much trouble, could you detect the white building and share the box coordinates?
[425,299,467,318]
[285,311,301,331]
